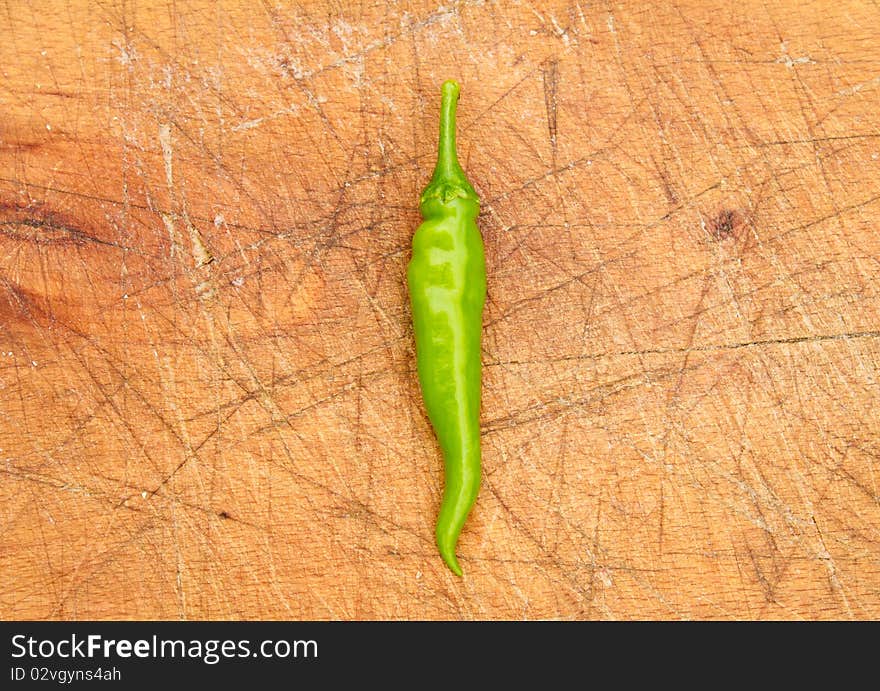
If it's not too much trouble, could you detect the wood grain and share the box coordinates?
[1,0,878,620]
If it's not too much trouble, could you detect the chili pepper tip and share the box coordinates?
[438,543,464,576]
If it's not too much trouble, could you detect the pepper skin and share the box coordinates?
[407,80,486,576]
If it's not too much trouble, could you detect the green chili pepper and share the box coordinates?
[407,80,486,576]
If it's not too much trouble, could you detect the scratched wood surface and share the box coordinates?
[1,0,878,620]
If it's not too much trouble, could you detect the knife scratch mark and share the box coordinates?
[541,58,559,167]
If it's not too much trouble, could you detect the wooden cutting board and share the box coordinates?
[1,0,878,620]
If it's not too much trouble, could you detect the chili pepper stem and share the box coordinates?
[423,80,476,201]
[433,80,463,182]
